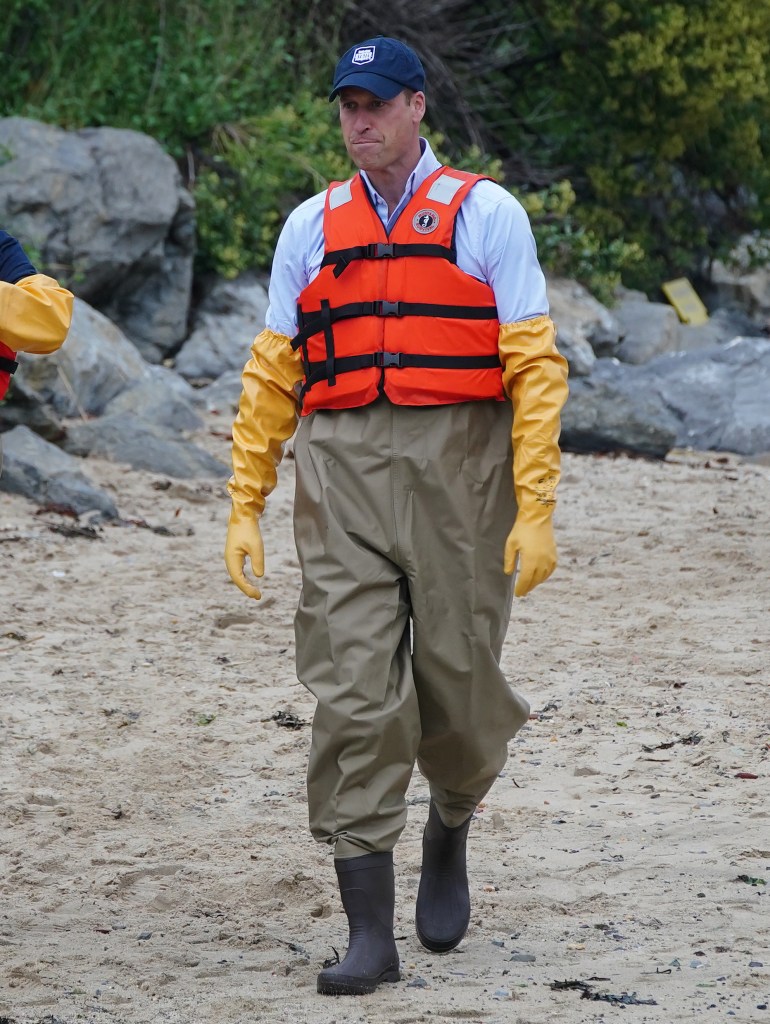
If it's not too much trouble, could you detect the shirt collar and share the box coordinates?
[359,138,442,210]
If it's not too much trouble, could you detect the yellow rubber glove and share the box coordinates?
[0,274,73,352]
[225,328,303,600]
[499,315,569,597]
[224,516,265,601]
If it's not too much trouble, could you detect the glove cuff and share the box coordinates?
[227,491,264,526]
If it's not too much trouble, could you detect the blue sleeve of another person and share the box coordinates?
[0,230,38,284]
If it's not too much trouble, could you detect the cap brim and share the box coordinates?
[328,72,405,102]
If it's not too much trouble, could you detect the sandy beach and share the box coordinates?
[1,419,769,1024]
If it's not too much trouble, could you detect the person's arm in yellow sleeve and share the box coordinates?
[499,314,569,597]
[225,328,303,600]
[0,274,73,353]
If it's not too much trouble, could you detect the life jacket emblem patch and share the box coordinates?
[413,209,440,234]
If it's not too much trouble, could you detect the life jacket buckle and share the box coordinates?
[374,243,395,258]
[374,351,404,369]
[376,300,402,317]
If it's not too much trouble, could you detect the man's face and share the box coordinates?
[338,87,425,174]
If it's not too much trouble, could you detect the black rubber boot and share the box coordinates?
[317,851,401,996]
[415,801,472,952]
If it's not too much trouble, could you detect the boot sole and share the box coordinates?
[317,967,401,996]
[415,920,468,953]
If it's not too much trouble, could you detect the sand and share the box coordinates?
[1,422,769,1024]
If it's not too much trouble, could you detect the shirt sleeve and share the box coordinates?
[456,182,549,324]
[265,193,326,337]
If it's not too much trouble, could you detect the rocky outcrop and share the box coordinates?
[104,366,204,433]
[0,425,118,517]
[193,369,243,415]
[562,359,680,457]
[0,117,195,362]
[547,277,621,376]
[0,297,227,482]
[174,274,269,381]
[9,298,148,419]
[613,296,683,364]
[649,336,770,454]
[562,337,770,457]
[62,413,228,479]
[709,233,770,323]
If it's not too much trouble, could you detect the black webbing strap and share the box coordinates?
[321,242,456,278]
[294,301,311,380]
[0,355,18,375]
[292,300,499,351]
[300,350,501,396]
[320,298,336,387]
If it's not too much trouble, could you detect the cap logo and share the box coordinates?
[413,209,439,234]
[352,46,376,65]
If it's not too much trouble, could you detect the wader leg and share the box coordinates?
[293,405,421,858]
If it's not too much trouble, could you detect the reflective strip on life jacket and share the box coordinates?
[293,166,503,413]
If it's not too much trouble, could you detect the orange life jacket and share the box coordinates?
[292,166,503,414]
[0,339,18,400]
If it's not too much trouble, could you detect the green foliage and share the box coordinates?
[516,183,643,305]
[6,0,769,297]
[519,0,770,290]
[1,0,333,152]
[194,94,351,277]
[427,134,637,302]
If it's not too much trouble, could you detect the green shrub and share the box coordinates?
[192,94,351,276]
[519,0,770,291]
[3,0,711,299]
[1,0,332,150]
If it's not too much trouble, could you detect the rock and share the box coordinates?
[614,297,682,364]
[0,373,65,441]
[174,274,268,381]
[197,273,270,319]
[62,413,228,479]
[709,233,770,322]
[648,336,770,454]
[563,336,770,457]
[104,366,203,432]
[13,298,148,417]
[562,359,680,457]
[0,117,195,361]
[553,323,596,377]
[548,276,621,373]
[0,425,118,517]
[192,369,243,414]
[675,306,759,352]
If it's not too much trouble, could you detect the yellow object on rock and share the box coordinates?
[662,278,709,325]
[225,328,303,600]
[498,315,569,597]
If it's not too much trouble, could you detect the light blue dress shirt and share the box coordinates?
[265,139,549,336]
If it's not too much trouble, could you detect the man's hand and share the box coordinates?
[504,516,557,598]
[225,517,265,600]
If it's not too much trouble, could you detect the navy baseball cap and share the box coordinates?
[329,36,426,101]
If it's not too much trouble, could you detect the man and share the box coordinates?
[225,36,568,996]
[0,230,73,469]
